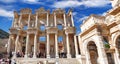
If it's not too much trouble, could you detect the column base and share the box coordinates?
[55,55,59,58]
[99,57,108,64]
[75,54,80,58]
[43,60,47,64]
[33,54,36,58]
[67,54,71,58]
[47,55,50,58]
[24,54,28,58]
[12,53,16,59]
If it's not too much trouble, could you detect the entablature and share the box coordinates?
[108,5,120,15]
[65,27,75,34]
[81,14,105,32]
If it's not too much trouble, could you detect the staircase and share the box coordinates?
[16,58,81,64]
[58,58,80,64]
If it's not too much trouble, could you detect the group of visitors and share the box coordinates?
[16,51,24,57]
[59,52,67,58]
[36,52,46,58]
[0,58,16,64]
[0,58,9,64]
[16,51,46,58]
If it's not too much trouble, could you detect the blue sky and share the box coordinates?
[0,0,112,34]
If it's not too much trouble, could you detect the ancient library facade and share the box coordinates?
[7,0,120,64]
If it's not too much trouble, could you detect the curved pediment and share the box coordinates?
[20,8,32,14]
[36,7,47,13]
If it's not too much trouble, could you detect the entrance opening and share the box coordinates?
[116,36,120,58]
[40,25,45,31]
[23,26,28,30]
[107,53,115,64]
[57,24,63,30]
[87,41,98,64]
[39,36,46,42]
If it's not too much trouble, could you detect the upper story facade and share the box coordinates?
[10,8,76,35]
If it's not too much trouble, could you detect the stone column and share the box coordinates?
[46,34,50,58]
[115,48,120,64]
[66,33,71,58]
[12,19,15,27]
[63,13,67,27]
[54,13,57,27]
[55,34,59,58]
[14,34,20,58]
[70,12,74,27]
[74,35,78,57]
[28,14,31,28]
[47,13,49,26]
[7,35,12,54]
[33,33,38,58]
[18,14,22,28]
[86,50,91,64]
[96,35,108,64]
[25,34,30,58]
[35,14,38,28]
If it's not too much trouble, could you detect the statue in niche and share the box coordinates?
[14,21,19,28]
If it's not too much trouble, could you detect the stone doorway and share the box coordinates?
[87,41,98,64]
[116,35,120,58]
[106,53,115,64]
[38,43,46,58]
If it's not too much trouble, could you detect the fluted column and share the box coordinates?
[18,14,22,28]
[25,34,30,58]
[28,14,31,28]
[86,50,91,64]
[96,34,108,64]
[46,34,50,58]
[35,14,38,28]
[7,35,12,54]
[115,48,120,64]
[55,34,59,58]
[70,12,74,27]
[74,35,78,57]
[12,19,15,27]
[63,13,67,27]
[33,33,38,58]
[47,13,49,26]
[54,13,57,27]
[14,34,19,58]
[66,33,71,58]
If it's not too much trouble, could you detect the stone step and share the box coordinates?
[15,58,81,64]
[58,59,80,64]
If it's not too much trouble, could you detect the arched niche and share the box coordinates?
[87,41,98,64]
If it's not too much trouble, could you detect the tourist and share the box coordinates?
[37,61,43,64]
[11,59,16,64]
[0,58,2,64]
[9,58,11,64]
[1,58,5,64]
[5,57,9,64]
[21,52,24,57]
[9,51,13,58]
[16,51,21,57]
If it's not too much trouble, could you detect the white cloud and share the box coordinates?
[0,8,13,18]
[23,0,43,4]
[83,0,110,7]
[76,30,81,35]
[73,12,77,16]
[79,16,88,22]
[26,0,38,2]
[52,0,110,8]
[98,12,107,16]
[52,1,82,8]
[24,0,38,3]
[0,0,16,3]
